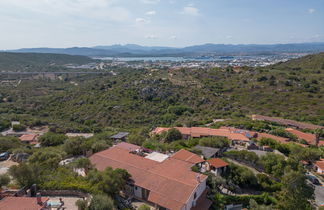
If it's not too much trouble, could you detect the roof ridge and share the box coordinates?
[95,149,204,188]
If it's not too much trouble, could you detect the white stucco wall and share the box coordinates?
[185,178,207,210]
[134,185,143,198]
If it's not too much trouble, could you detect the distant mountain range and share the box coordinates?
[5,43,324,57]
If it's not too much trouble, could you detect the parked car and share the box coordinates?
[0,152,10,161]
[306,175,320,185]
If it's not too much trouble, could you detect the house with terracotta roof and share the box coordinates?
[256,133,289,144]
[151,127,250,146]
[251,114,324,130]
[19,134,38,144]
[0,196,49,210]
[90,143,212,210]
[206,158,229,176]
[285,128,324,146]
[314,159,324,174]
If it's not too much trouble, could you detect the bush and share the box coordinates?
[63,137,87,156]
[224,163,259,188]
[0,174,10,188]
[39,132,67,147]
[168,105,194,116]
[12,124,26,132]
[165,128,182,142]
[0,136,22,153]
[199,136,230,148]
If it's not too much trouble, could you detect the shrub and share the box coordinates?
[39,132,67,147]
[165,128,182,142]
[12,124,26,132]
[199,136,230,148]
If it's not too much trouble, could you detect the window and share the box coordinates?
[135,186,138,190]
[194,192,197,199]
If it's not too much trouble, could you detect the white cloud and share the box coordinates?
[0,0,130,22]
[182,5,199,16]
[141,0,160,4]
[170,35,177,40]
[308,8,316,14]
[146,10,156,15]
[226,35,233,39]
[136,17,151,24]
[145,34,157,39]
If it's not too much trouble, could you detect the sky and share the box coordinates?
[0,0,323,49]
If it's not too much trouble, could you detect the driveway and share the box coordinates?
[315,185,324,206]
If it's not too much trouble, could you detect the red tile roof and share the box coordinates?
[19,134,37,142]
[115,142,141,151]
[0,197,48,210]
[252,114,323,130]
[285,128,318,145]
[171,149,204,164]
[89,144,207,210]
[152,127,250,141]
[207,158,229,168]
[315,159,324,170]
[256,133,289,144]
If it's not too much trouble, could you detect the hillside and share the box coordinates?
[0,53,323,132]
[0,52,95,72]
[7,43,324,57]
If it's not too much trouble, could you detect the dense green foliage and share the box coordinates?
[0,52,94,72]
[39,132,67,147]
[0,53,323,132]
[199,136,230,148]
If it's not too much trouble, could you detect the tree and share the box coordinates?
[315,128,323,147]
[0,174,10,188]
[75,199,88,210]
[9,163,41,187]
[39,132,67,147]
[63,137,87,156]
[73,158,92,174]
[165,128,182,142]
[12,124,26,132]
[276,171,314,210]
[28,149,62,169]
[87,167,130,196]
[88,194,116,210]
[260,153,286,178]
[0,136,22,153]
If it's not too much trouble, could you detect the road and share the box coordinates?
[315,185,324,206]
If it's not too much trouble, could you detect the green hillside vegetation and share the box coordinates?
[0,53,323,132]
[0,52,94,72]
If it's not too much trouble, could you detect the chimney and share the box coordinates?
[196,175,201,183]
[36,193,42,205]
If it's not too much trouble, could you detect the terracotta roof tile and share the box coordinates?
[257,133,289,144]
[90,144,208,210]
[0,197,48,210]
[285,128,317,145]
[315,159,324,170]
[171,149,204,164]
[207,158,228,168]
[252,114,323,130]
[19,134,38,142]
[152,127,250,141]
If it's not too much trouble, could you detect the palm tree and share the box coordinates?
[315,128,323,147]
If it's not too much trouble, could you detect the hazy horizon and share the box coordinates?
[0,0,323,50]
